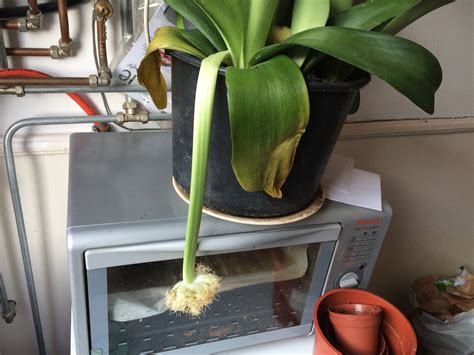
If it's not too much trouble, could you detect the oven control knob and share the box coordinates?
[339,272,360,288]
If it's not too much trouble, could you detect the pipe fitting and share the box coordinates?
[117,100,149,123]
[16,10,43,32]
[50,39,72,59]
[93,0,113,20]
[89,73,110,88]
[2,300,17,324]
[0,86,25,96]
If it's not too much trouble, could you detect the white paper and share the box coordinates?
[111,4,174,113]
[321,154,355,193]
[325,168,382,211]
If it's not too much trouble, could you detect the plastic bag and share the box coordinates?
[410,267,474,354]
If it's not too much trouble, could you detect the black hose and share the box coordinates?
[0,0,87,19]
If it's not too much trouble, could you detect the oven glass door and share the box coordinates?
[86,228,338,355]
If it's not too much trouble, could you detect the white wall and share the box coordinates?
[0,1,473,354]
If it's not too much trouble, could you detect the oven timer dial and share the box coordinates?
[339,272,360,288]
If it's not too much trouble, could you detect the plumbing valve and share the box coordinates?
[117,100,149,124]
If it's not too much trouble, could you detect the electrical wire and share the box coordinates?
[144,0,151,46]
[0,0,87,19]
[0,69,110,132]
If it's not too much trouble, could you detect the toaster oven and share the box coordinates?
[67,131,391,355]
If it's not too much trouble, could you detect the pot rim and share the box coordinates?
[170,51,371,91]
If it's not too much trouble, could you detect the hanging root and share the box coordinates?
[165,265,220,317]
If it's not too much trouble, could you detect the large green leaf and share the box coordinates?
[138,26,206,109]
[194,0,278,68]
[251,27,442,113]
[331,0,420,30]
[315,0,420,79]
[291,0,330,66]
[181,29,216,57]
[165,0,226,51]
[330,0,352,15]
[182,51,230,283]
[226,55,310,198]
[381,0,455,35]
[292,0,330,34]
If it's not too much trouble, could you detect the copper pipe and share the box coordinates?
[0,77,90,85]
[6,48,51,56]
[27,0,41,15]
[57,0,71,44]
[1,21,20,30]
[96,20,108,69]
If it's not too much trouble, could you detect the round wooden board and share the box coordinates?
[172,178,325,226]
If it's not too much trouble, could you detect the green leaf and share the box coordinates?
[181,29,216,57]
[251,27,442,114]
[165,0,226,51]
[194,0,278,68]
[182,51,230,284]
[292,0,330,34]
[381,0,455,35]
[330,0,352,16]
[270,26,291,44]
[290,0,330,66]
[138,26,208,109]
[331,0,420,30]
[319,0,420,80]
[175,13,185,29]
[226,55,310,198]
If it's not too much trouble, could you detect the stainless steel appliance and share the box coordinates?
[67,131,391,355]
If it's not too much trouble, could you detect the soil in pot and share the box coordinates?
[172,51,370,218]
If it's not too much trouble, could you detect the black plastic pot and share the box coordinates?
[172,52,370,218]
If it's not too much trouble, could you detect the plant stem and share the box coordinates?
[182,50,229,285]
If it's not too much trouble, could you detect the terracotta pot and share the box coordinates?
[328,304,382,355]
[313,289,417,355]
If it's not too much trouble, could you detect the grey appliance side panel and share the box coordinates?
[301,241,336,324]
[87,269,109,355]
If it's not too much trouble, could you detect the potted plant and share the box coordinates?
[138,0,453,316]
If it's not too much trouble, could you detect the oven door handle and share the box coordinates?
[85,224,340,270]
[198,224,340,251]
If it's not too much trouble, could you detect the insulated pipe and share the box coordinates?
[0,77,90,85]
[6,48,51,56]
[57,0,71,44]
[3,113,169,355]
